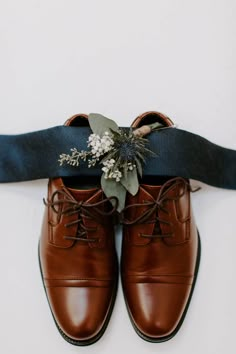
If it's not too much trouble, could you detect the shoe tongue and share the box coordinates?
[141,184,161,200]
[67,187,99,202]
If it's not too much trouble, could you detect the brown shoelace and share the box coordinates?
[121,177,199,239]
[44,189,118,243]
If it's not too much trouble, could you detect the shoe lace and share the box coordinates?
[121,177,199,239]
[44,189,118,243]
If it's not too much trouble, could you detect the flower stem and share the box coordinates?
[133,122,164,137]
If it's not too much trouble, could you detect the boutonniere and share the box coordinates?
[59,114,163,211]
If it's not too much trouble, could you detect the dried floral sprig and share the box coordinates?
[59,131,114,168]
[59,149,90,167]
[59,114,164,211]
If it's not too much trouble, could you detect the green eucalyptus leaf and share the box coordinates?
[120,169,139,196]
[101,173,127,212]
[149,122,164,130]
[135,151,146,162]
[88,113,119,136]
[135,158,143,177]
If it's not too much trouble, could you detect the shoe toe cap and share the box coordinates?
[124,282,192,340]
[46,285,114,343]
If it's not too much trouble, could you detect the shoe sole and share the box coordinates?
[38,243,118,346]
[121,232,201,343]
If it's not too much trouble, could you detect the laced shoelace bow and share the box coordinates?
[44,189,118,243]
[121,177,200,239]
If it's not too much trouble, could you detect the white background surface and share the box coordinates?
[0,1,235,353]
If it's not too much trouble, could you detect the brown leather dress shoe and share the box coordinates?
[121,111,201,342]
[39,114,118,346]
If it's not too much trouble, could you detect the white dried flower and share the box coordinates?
[102,158,115,169]
[102,166,109,173]
[127,162,136,171]
[108,170,122,182]
[87,132,114,160]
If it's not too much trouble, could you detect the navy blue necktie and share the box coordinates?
[0,126,236,190]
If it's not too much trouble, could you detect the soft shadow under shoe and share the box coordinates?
[39,114,118,346]
[121,111,201,342]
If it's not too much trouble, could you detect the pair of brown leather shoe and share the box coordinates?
[39,112,200,345]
